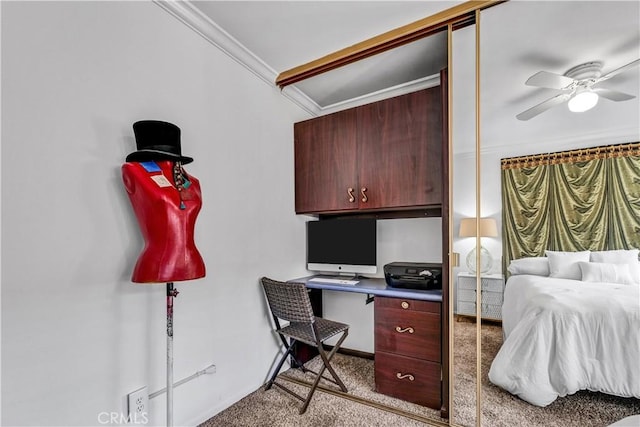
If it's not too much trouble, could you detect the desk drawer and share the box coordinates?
[375,351,440,409]
[375,296,440,314]
[375,307,440,362]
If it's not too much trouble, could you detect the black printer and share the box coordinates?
[384,262,442,290]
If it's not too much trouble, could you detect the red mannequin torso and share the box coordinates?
[122,161,206,283]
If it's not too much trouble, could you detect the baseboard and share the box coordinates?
[337,347,375,360]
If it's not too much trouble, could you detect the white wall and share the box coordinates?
[1,2,310,426]
[1,2,440,426]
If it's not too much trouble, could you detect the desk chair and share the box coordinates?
[260,277,349,414]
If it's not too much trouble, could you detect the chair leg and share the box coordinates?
[265,338,296,391]
[299,361,325,414]
[298,331,349,414]
[318,331,348,392]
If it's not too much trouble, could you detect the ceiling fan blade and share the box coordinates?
[525,71,574,89]
[598,59,640,82]
[516,93,571,121]
[593,87,636,101]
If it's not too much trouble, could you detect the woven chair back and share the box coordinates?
[261,277,315,323]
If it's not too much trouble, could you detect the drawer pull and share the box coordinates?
[401,301,409,309]
[396,373,415,381]
[361,187,368,203]
[395,326,414,334]
[347,187,355,203]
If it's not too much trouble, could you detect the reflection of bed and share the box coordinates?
[497,144,640,406]
[488,274,640,407]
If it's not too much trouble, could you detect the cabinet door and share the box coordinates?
[356,87,443,210]
[294,109,358,214]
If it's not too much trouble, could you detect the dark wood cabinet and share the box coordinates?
[294,109,358,213]
[356,87,443,210]
[294,86,443,215]
[374,296,442,410]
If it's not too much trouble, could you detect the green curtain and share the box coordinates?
[502,161,551,266]
[607,154,640,248]
[547,159,608,251]
[501,143,640,274]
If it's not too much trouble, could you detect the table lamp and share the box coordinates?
[459,217,498,273]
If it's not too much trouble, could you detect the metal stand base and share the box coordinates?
[166,282,179,427]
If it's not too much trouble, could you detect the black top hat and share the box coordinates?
[126,120,194,164]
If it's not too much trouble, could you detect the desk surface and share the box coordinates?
[289,275,442,302]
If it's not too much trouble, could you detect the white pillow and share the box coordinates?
[507,257,550,276]
[545,250,591,280]
[578,262,635,285]
[590,249,640,285]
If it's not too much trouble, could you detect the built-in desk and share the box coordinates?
[289,275,442,302]
[287,275,443,411]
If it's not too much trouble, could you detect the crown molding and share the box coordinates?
[318,73,441,116]
[153,1,442,118]
[283,73,440,117]
[454,125,640,159]
[153,0,323,116]
[153,0,278,87]
[278,86,321,116]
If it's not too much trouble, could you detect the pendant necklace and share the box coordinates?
[172,161,191,210]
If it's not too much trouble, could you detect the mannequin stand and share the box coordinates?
[166,282,179,427]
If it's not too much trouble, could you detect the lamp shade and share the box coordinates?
[459,218,498,238]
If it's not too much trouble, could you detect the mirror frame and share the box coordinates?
[275,1,502,88]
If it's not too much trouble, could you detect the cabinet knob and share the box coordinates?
[396,373,415,381]
[401,301,409,309]
[347,187,355,203]
[361,187,368,203]
[395,326,415,334]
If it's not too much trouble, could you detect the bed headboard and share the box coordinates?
[501,142,640,275]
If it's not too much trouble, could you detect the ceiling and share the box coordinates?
[159,1,640,152]
[189,0,459,112]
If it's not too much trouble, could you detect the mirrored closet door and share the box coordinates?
[479,2,640,426]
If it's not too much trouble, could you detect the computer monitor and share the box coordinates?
[306,218,377,276]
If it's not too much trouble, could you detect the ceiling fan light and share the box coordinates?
[568,90,599,112]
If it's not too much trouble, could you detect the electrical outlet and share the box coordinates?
[128,386,148,424]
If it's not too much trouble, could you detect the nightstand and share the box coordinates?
[456,273,505,321]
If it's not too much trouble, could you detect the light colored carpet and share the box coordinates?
[198,352,440,427]
[201,321,640,426]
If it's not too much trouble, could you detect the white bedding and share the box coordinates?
[488,275,640,406]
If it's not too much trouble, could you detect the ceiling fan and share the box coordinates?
[516,59,639,121]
